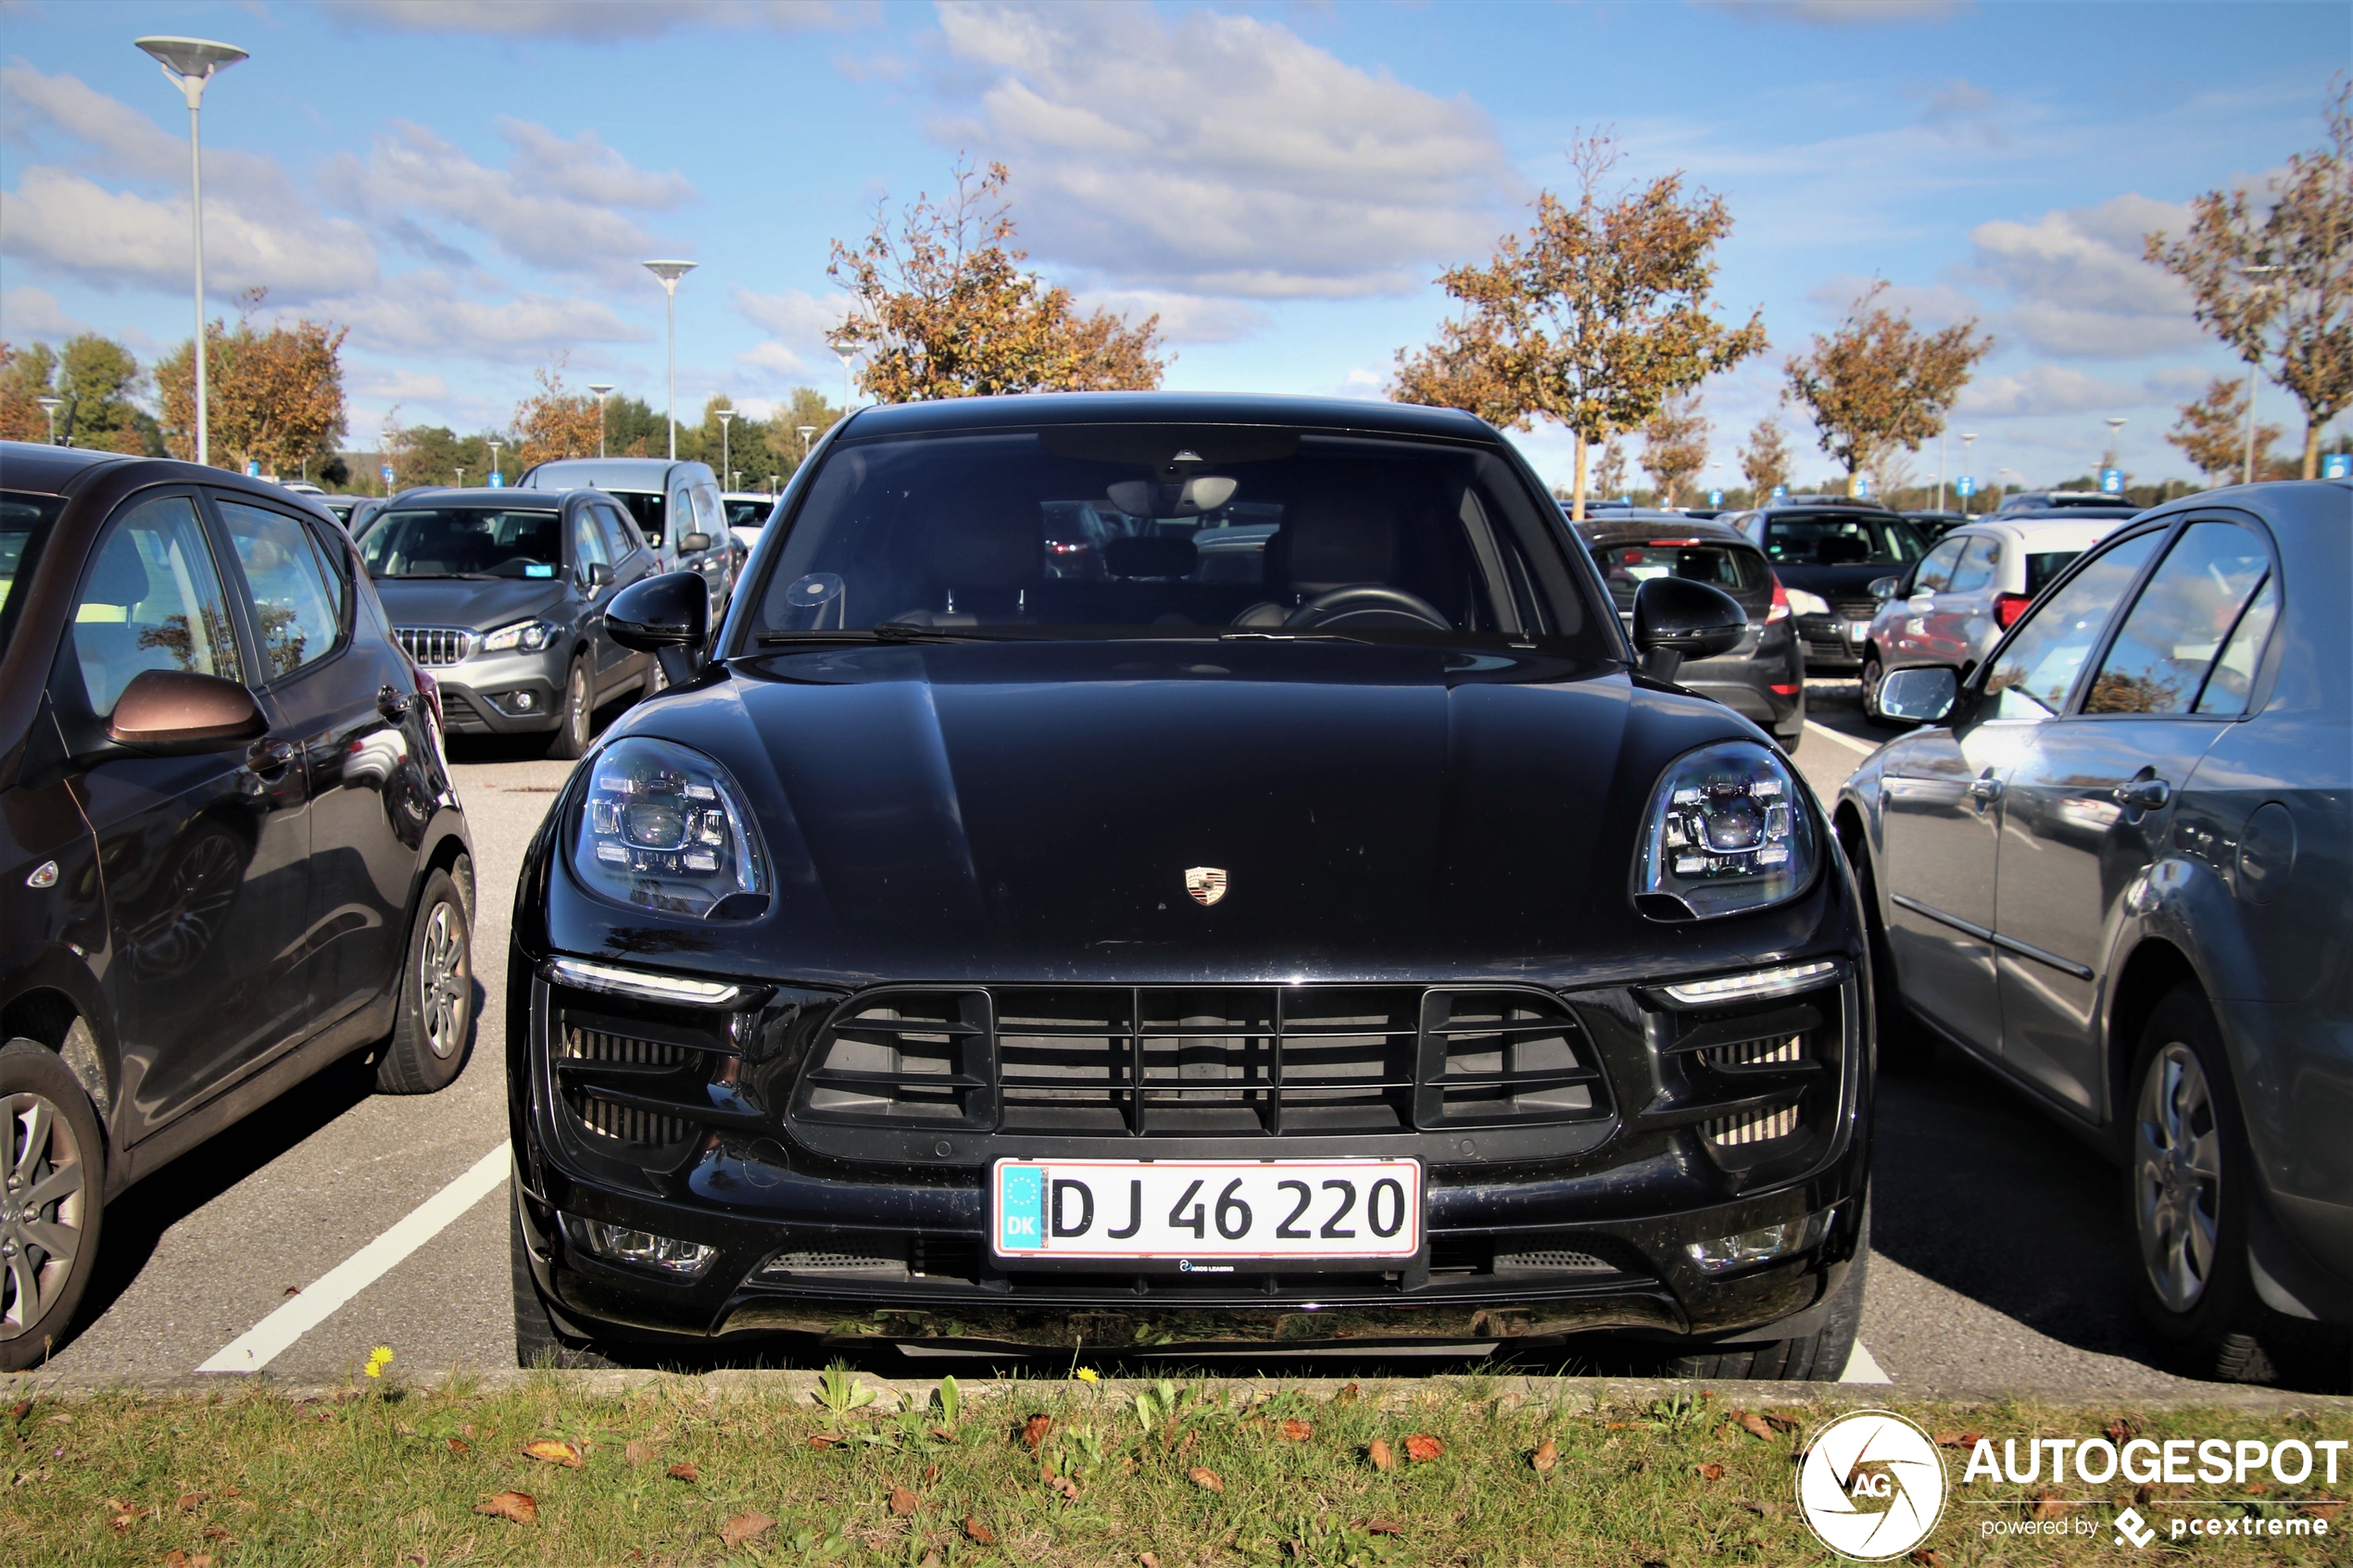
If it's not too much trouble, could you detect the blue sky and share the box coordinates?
[3,0,2345,490]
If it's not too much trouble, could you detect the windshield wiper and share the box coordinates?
[754,623,1004,646]
[373,571,503,581]
[1218,629,1377,645]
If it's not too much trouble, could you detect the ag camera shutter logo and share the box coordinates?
[1796,1410,1949,1561]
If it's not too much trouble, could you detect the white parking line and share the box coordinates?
[196,1143,510,1374]
[1806,720,1877,756]
[1839,1339,1893,1384]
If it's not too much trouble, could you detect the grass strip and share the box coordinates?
[3,1371,2346,1566]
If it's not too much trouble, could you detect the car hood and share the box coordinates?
[533,640,1840,985]
[368,575,569,632]
[1768,561,1906,603]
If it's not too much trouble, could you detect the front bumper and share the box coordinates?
[509,959,1872,1355]
[429,647,569,734]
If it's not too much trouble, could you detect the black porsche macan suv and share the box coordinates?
[508,394,1874,1378]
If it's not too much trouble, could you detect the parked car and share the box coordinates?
[318,495,365,527]
[1856,514,2125,721]
[352,488,661,759]
[1577,517,1807,750]
[0,442,475,1371]
[1995,489,2136,513]
[1900,509,1970,543]
[514,458,735,620]
[508,392,1874,1379]
[1726,501,1929,673]
[1838,480,2351,1383]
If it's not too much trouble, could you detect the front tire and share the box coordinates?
[1860,650,1890,724]
[373,866,473,1095]
[1667,1201,1869,1381]
[546,656,592,760]
[0,1039,106,1373]
[511,1189,613,1369]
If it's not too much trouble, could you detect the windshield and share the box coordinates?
[1759,511,1924,568]
[724,498,772,530]
[358,507,564,579]
[0,491,63,660]
[2025,550,2082,596]
[739,426,1597,651]
[1589,540,1767,612]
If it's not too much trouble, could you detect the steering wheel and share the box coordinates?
[1281,585,1453,632]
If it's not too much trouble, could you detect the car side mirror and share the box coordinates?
[680,531,711,554]
[107,669,268,754]
[1877,665,1959,724]
[607,570,710,685]
[585,561,614,588]
[1869,574,1903,600]
[1630,576,1746,684]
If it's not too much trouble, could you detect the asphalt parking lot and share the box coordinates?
[19,682,2248,1395]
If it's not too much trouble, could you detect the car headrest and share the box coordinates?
[1277,495,1398,591]
[83,533,153,608]
[927,495,1040,588]
[1102,536,1198,579]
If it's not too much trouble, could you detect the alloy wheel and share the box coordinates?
[419,900,472,1060]
[1861,656,1884,720]
[2133,1041,2222,1313]
[1,1091,88,1342]
[567,665,589,749]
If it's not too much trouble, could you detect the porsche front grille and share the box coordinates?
[791,985,1608,1137]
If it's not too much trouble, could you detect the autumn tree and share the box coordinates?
[1739,416,1792,501]
[157,291,348,475]
[1592,435,1629,500]
[1783,281,1991,498]
[57,335,158,454]
[0,343,57,443]
[1639,390,1709,506]
[2167,376,2282,484]
[765,385,845,484]
[512,359,604,468]
[1390,135,1766,519]
[2147,82,2353,478]
[827,159,1167,401]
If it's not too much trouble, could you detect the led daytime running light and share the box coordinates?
[1663,960,1843,1006]
[546,956,743,1008]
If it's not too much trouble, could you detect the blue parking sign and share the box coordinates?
[2099,467,2123,495]
[2325,453,2350,480]
[1708,488,1723,506]
[381,464,396,484]
[1956,475,1976,497]
[1771,483,1788,499]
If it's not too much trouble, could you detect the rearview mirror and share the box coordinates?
[1877,666,1959,724]
[107,669,268,754]
[1869,575,1903,599]
[680,531,711,554]
[607,570,711,685]
[1630,577,1746,684]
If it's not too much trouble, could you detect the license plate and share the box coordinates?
[1846,620,1874,640]
[991,1158,1422,1263]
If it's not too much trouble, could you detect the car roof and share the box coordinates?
[1760,494,1895,512]
[1992,507,2140,522]
[520,457,714,490]
[1574,519,1756,547]
[0,440,141,495]
[1952,518,2119,549]
[836,390,1495,442]
[376,486,575,509]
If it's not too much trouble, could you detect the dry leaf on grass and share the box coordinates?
[521,1439,584,1469]
[807,1433,844,1450]
[2105,1419,2134,1444]
[1697,1462,1724,1481]
[1020,1414,1052,1449]
[1335,1384,1359,1403]
[103,1499,141,1532]
[720,1512,776,1548]
[159,1552,215,1568]
[474,1491,538,1525]
[1139,1554,1161,1568]
[1368,1438,1396,1472]
[2028,1490,2071,1521]
[201,1526,231,1542]
[1531,1437,1557,1474]
[1279,1419,1312,1442]
[1733,1411,1777,1441]
[921,1463,939,1487]
[2246,1482,2271,1496]
[1403,1434,1443,1462]
[890,1486,919,1516]
[1048,1474,1082,1501]
[1908,1550,1944,1567]
[623,1439,656,1467]
[1931,1431,1982,1449]
[2300,1496,2343,1522]
[175,1491,208,1512]
[445,1438,470,1455]
[1743,1499,1786,1519]
[1189,1466,1224,1493]
[1366,1519,1404,1537]
[665,1462,698,1483]
[963,1514,997,1545]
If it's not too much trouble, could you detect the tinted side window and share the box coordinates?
[572,508,610,572]
[593,504,638,563]
[2195,576,2277,715]
[2084,521,2271,716]
[1910,537,1965,593]
[1983,531,2162,720]
[69,495,242,716]
[1946,535,1999,595]
[217,497,344,680]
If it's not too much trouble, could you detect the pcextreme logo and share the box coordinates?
[1796,1410,1949,1562]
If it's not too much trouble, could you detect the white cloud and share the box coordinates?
[736,340,813,378]
[0,285,92,341]
[338,1,868,40]
[733,286,852,346]
[0,167,382,298]
[928,4,1518,301]
[1693,1,1968,25]
[329,271,647,358]
[1074,290,1269,345]
[1806,273,1986,331]
[1965,194,2205,358]
[1956,365,2145,418]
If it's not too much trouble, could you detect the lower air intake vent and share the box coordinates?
[1702,1102,1803,1147]
[1699,1035,1802,1070]
[758,1249,909,1279]
[1492,1248,1617,1274]
[560,1024,697,1148]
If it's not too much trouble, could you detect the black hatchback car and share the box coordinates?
[355,489,661,759]
[1728,500,1930,673]
[508,394,1873,1378]
[0,444,474,1369]
[1577,517,1806,751]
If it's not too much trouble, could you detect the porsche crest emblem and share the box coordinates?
[1183,867,1228,907]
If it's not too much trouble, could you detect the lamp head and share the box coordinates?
[643,259,697,289]
[716,408,736,425]
[35,396,62,413]
[135,37,247,104]
[588,383,613,397]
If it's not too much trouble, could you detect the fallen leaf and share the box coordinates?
[1366,1519,1404,1537]
[2028,1490,2070,1521]
[2299,1496,2343,1522]
[1932,1431,1982,1449]
[1403,1434,1442,1463]
[1697,1462,1724,1480]
[1189,1466,1225,1493]
[719,1512,776,1548]
[2105,1419,2134,1444]
[1604,1421,1629,1430]
[1021,1414,1052,1450]
[963,1514,997,1545]
[1368,1438,1396,1473]
[1335,1385,1359,1403]
[283,1286,300,1296]
[623,1439,656,1468]
[2246,1482,2270,1496]
[1175,1428,1195,1457]
[220,1488,241,1499]
[1908,1551,1944,1567]
[176,1491,208,1512]
[521,1439,583,1469]
[1531,1437,1557,1474]
[159,1552,216,1568]
[1050,1474,1082,1501]
[920,1556,942,1568]
[474,1491,537,1526]
[1140,1554,1161,1568]
[6,1401,26,1421]
[1743,1500,1786,1520]
[103,1498,139,1533]
[929,1424,958,1443]
[664,1462,698,1483]
[201,1527,231,1542]
[890,1486,919,1515]
[807,1432,844,1450]
[921,1463,939,1487]
[1735,1411,1776,1441]
[1279,1419,1312,1442]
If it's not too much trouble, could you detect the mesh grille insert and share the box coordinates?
[1699,1035,1802,1070]
[559,1024,698,1149]
[758,1249,910,1279]
[1702,1102,1803,1147]
[1492,1248,1616,1273]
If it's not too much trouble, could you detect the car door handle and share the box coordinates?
[1968,775,2005,803]
[376,684,411,721]
[246,739,296,773]
[2111,777,2171,810]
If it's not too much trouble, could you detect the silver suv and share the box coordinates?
[516,458,735,619]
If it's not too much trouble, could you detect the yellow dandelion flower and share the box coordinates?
[1075,1367,1099,1384]
[364,1347,395,1378]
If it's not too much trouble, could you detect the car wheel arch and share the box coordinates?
[2104,939,2204,1144]
[0,993,116,1157]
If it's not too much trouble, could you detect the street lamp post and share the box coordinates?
[1960,433,1978,513]
[767,472,778,496]
[716,406,735,491]
[135,36,248,470]
[455,466,465,488]
[837,353,856,411]
[798,424,816,468]
[486,438,503,487]
[642,260,697,459]
[36,396,62,445]
[2103,418,2127,492]
[2238,264,2285,484]
[587,382,612,459]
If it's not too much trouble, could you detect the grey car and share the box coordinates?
[1836,480,2351,1383]
[515,458,736,620]
[355,488,659,758]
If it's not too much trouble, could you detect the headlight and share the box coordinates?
[1784,588,1831,617]
[1635,741,1816,919]
[573,737,767,918]
[480,618,558,653]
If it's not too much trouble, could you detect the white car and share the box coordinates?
[1859,513,2130,721]
[722,491,776,554]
